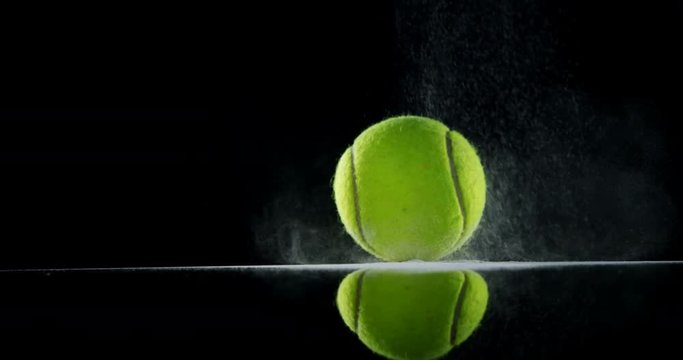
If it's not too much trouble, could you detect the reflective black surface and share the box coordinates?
[1,263,681,358]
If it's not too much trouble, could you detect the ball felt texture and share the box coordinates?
[333,115,486,261]
[336,269,489,360]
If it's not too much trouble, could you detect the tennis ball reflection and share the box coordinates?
[337,269,488,360]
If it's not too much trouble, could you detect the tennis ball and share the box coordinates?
[337,269,489,360]
[333,115,486,261]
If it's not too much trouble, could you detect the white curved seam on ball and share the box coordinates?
[450,272,469,345]
[353,270,368,333]
[351,145,375,253]
[446,131,466,244]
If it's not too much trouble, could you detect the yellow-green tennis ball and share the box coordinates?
[337,269,489,360]
[333,115,486,261]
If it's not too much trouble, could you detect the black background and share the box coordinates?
[0,1,682,358]
[0,0,682,269]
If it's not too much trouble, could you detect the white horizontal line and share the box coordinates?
[1,261,682,273]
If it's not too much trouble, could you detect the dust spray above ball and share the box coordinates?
[333,115,486,261]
